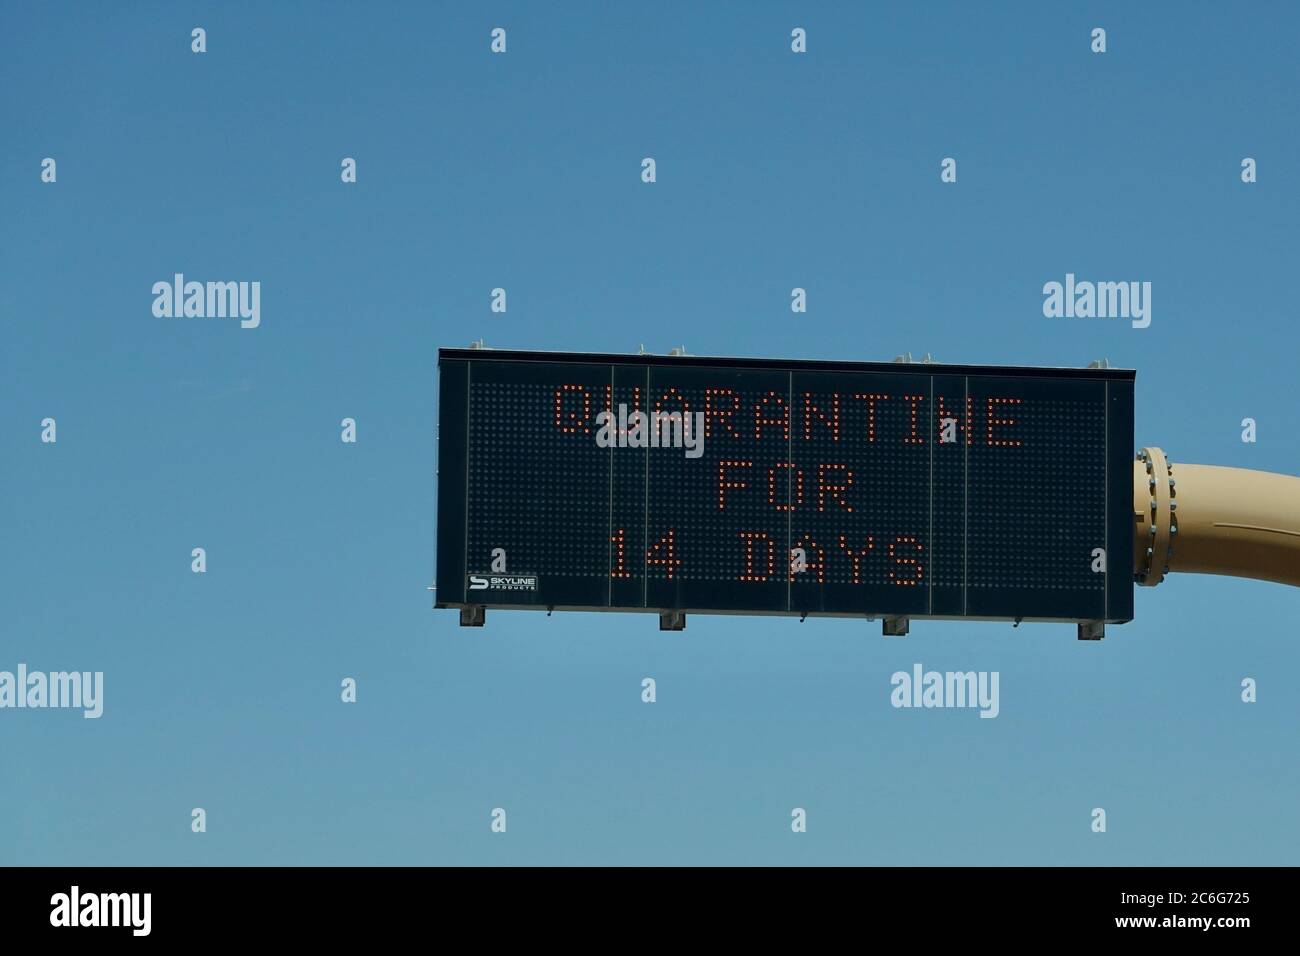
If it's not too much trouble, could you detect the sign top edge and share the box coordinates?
[437,347,1137,381]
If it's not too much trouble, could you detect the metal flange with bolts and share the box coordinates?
[1131,446,1300,589]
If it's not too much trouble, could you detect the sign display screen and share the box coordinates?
[436,350,1134,623]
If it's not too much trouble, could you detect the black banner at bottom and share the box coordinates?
[0,866,1278,942]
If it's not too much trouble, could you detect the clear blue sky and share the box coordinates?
[2,1,1297,865]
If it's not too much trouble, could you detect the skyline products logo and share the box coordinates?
[151,273,261,329]
[468,573,540,592]
[596,404,705,459]
[0,664,103,718]
[50,886,151,936]
[1042,273,1151,328]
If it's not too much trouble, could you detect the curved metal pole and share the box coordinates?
[1133,447,1300,588]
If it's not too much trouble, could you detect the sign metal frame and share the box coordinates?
[436,348,1135,626]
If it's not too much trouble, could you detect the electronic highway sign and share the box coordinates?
[436,349,1134,624]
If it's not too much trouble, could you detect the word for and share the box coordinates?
[151,273,261,329]
[718,459,862,513]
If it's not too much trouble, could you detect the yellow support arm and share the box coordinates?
[1133,447,1300,588]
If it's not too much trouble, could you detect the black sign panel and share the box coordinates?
[437,350,1134,623]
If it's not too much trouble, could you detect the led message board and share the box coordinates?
[436,350,1134,624]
